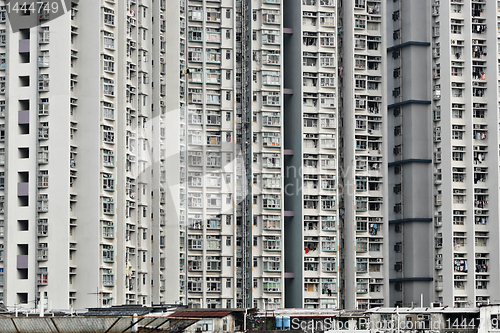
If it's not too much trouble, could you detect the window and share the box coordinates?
[37,170,48,188]
[207,235,221,250]
[102,221,114,239]
[103,55,115,73]
[188,26,203,41]
[188,193,203,208]
[206,69,221,84]
[188,235,203,250]
[188,130,203,145]
[263,256,281,272]
[188,109,202,125]
[207,277,221,292]
[102,126,114,143]
[263,10,280,24]
[206,152,221,167]
[38,74,50,92]
[206,48,221,63]
[206,28,221,43]
[263,236,281,250]
[103,7,115,26]
[102,197,114,215]
[263,215,281,230]
[320,53,334,67]
[263,278,281,292]
[102,102,114,120]
[102,245,114,262]
[206,194,221,208]
[263,153,281,168]
[322,237,336,252]
[263,195,281,209]
[38,194,49,212]
[322,258,336,272]
[188,277,202,292]
[37,243,49,261]
[206,90,221,104]
[103,31,115,49]
[102,269,114,286]
[102,149,115,168]
[206,111,221,125]
[452,152,464,161]
[262,132,281,147]
[262,71,280,86]
[321,196,336,210]
[188,47,203,62]
[102,173,115,191]
[102,78,115,96]
[188,151,203,167]
[320,32,335,47]
[262,29,280,44]
[188,172,202,187]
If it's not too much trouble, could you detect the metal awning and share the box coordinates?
[0,316,199,333]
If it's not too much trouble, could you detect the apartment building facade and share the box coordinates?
[10,0,500,313]
[0,0,169,309]
[340,0,389,310]
[166,0,286,310]
[283,0,340,310]
[165,0,390,311]
[387,0,500,308]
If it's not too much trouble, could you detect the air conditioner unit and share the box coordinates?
[431,302,442,308]
[451,39,456,44]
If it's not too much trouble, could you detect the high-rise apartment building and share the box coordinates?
[387,0,500,308]
[166,0,286,310]
[340,0,388,310]
[6,0,500,313]
[166,0,388,311]
[0,0,169,309]
[0,0,389,311]
[282,0,340,310]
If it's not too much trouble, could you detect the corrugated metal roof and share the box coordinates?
[366,307,479,314]
[169,310,232,318]
[0,316,199,333]
[84,305,152,317]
